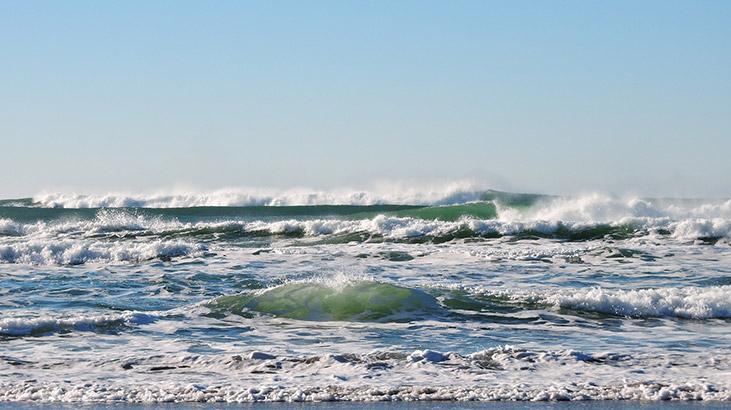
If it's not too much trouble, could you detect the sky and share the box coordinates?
[1,0,730,198]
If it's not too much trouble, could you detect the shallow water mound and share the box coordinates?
[212,281,441,322]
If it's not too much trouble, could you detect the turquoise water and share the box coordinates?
[1,190,730,402]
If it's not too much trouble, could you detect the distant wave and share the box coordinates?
[5,186,723,225]
[2,191,731,266]
[12,189,731,226]
[0,211,730,266]
[29,183,492,208]
[498,192,731,221]
[2,208,730,244]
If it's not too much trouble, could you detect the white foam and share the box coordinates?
[0,213,564,242]
[545,285,731,319]
[0,218,25,236]
[7,191,731,245]
[671,218,731,240]
[463,241,599,261]
[408,349,449,363]
[1,212,729,266]
[468,285,731,319]
[219,215,731,241]
[0,346,727,402]
[0,238,204,265]
[498,193,731,222]
[0,381,725,402]
[244,215,567,238]
[0,311,156,336]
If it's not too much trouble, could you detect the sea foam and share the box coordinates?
[468,285,731,319]
[545,285,731,319]
[0,311,156,336]
[1,211,730,267]
[0,347,727,402]
[0,239,204,265]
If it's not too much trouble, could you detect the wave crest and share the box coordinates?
[469,285,731,319]
[546,285,731,319]
[31,183,490,208]
[0,239,205,265]
[210,279,440,322]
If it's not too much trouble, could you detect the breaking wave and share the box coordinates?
[1,207,731,245]
[468,285,731,320]
[0,239,205,265]
[0,311,157,337]
[1,191,731,266]
[28,183,494,208]
[209,276,731,321]
[13,189,731,223]
[210,279,440,322]
[545,285,731,319]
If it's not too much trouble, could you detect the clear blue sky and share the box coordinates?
[1,0,730,197]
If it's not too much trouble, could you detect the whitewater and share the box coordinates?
[1,188,730,403]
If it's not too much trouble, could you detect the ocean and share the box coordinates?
[0,188,729,403]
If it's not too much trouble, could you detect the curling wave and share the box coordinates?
[210,279,440,322]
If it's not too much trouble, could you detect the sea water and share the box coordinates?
[0,188,730,403]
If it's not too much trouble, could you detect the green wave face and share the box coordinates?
[340,201,501,222]
[385,202,497,221]
[212,281,441,322]
[0,190,546,223]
